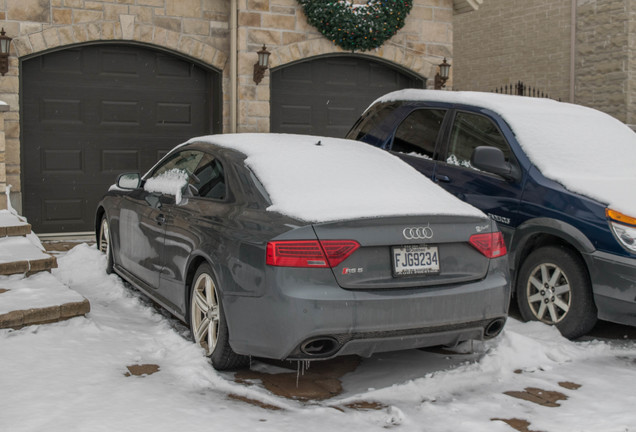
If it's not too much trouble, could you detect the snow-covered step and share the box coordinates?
[0,236,58,276]
[0,271,90,329]
[0,210,31,237]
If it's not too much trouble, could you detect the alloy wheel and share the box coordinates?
[526,262,572,324]
[99,218,110,255]
[190,272,219,355]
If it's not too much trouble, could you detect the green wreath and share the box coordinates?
[298,0,413,52]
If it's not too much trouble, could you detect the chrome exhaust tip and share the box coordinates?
[300,337,340,357]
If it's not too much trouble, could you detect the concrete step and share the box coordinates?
[0,208,90,329]
[0,236,58,276]
[0,210,31,237]
[0,271,90,329]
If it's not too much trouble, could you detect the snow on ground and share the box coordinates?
[2,244,636,432]
[0,272,85,314]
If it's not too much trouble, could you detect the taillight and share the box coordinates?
[469,232,507,258]
[266,240,360,268]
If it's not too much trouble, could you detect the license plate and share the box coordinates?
[392,245,440,276]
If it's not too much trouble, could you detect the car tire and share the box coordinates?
[189,263,248,370]
[98,216,114,274]
[516,245,597,339]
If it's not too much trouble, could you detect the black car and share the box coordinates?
[96,133,510,370]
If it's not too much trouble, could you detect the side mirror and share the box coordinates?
[117,173,141,189]
[471,146,519,181]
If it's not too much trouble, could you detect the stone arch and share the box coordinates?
[268,38,437,81]
[11,21,228,71]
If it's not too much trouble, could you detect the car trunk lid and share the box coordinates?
[311,215,497,289]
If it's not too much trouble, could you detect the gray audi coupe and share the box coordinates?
[95,133,510,370]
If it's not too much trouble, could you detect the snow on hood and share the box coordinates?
[187,133,485,223]
[374,90,636,217]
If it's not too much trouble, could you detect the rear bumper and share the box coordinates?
[224,258,510,360]
[587,251,636,326]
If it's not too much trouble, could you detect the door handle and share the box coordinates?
[435,175,450,183]
[155,214,166,225]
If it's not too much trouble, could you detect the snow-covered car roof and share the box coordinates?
[187,133,485,223]
[373,90,636,216]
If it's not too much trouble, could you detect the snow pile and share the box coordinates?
[0,272,85,314]
[1,245,635,431]
[0,209,28,229]
[187,134,485,222]
[374,90,636,216]
[144,168,189,203]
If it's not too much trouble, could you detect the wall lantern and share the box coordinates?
[0,28,12,76]
[253,44,271,85]
[434,58,451,90]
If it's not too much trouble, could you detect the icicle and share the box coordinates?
[295,360,312,388]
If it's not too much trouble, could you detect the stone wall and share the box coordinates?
[453,0,572,101]
[576,0,630,124]
[454,0,636,127]
[0,104,7,210]
[0,0,454,211]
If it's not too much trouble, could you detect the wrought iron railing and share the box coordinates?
[491,80,559,100]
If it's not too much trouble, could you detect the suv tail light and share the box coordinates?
[469,232,507,258]
[266,240,360,268]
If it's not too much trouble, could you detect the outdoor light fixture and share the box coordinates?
[434,58,451,89]
[253,44,271,84]
[0,28,12,76]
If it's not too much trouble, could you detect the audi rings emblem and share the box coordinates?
[402,226,434,240]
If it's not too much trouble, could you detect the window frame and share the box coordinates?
[147,149,206,182]
[438,109,520,178]
[388,107,449,160]
[189,152,228,202]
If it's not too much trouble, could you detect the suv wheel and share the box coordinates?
[517,246,597,339]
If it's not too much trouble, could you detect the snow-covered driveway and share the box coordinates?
[1,244,635,432]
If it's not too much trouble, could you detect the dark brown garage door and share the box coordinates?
[22,44,220,233]
[270,56,424,137]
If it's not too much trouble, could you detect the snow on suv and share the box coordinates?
[347,89,636,339]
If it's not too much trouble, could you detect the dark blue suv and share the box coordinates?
[347,89,636,339]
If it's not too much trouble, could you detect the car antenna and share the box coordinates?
[315,140,322,146]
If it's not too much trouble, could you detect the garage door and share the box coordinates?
[271,56,424,137]
[22,44,219,233]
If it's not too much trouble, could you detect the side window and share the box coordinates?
[144,150,204,197]
[150,150,204,179]
[192,155,226,200]
[391,109,446,159]
[446,112,511,169]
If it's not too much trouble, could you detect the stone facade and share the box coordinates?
[576,0,632,124]
[0,104,7,210]
[454,0,636,127]
[0,0,455,211]
[453,0,572,101]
